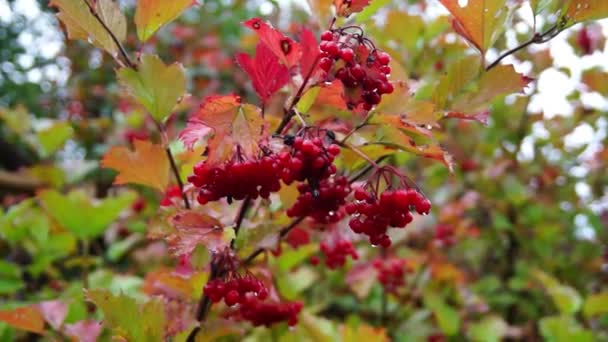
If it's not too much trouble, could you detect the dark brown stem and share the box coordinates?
[82,0,137,69]
[166,147,191,209]
[485,24,559,71]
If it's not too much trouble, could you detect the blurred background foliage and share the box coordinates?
[0,0,607,341]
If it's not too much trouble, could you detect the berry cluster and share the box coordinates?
[313,238,358,269]
[239,298,303,327]
[373,258,408,293]
[285,227,311,248]
[346,187,431,247]
[278,130,339,186]
[204,275,268,306]
[287,176,351,223]
[434,224,455,247]
[319,29,394,110]
[189,156,282,205]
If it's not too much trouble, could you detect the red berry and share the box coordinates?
[340,48,355,63]
[376,51,391,65]
[321,30,334,41]
[319,57,333,71]
[225,290,240,306]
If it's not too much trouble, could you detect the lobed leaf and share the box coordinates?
[0,306,45,334]
[117,54,187,123]
[184,95,266,165]
[50,0,126,56]
[101,139,170,192]
[243,18,301,68]
[236,42,289,104]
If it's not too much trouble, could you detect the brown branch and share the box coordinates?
[165,147,191,209]
[485,24,559,71]
[82,0,136,69]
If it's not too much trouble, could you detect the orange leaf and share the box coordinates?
[563,0,608,28]
[0,306,45,334]
[101,139,170,192]
[439,0,509,55]
[334,0,371,17]
[189,95,266,166]
[135,0,195,42]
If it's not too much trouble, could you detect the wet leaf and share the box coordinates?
[135,0,195,42]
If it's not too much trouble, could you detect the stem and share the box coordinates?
[81,239,90,289]
[166,147,191,209]
[339,141,380,169]
[485,24,559,71]
[82,0,136,69]
[293,109,308,127]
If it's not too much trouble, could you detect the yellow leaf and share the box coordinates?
[117,54,187,123]
[0,306,45,334]
[50,0,126,56]
[439,0,510,55]
[101,139,170,192]
[341,323,389,342]
[135,0,194,42]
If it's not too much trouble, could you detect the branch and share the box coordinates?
[485,24,559,71]
[82,0,136,69]
[165,147,191,209]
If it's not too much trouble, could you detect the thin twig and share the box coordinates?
[338,141,380,169]
[485,24,559,71]
[166,147,191,209]
[82,0,137,69]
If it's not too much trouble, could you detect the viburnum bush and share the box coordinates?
[1,0,608,341]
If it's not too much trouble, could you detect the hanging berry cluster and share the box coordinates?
[345,167,431,247]
[278,128,340,186]
[287,175,351,223]
[203,249,302,326]
[319,27,394,110]
[189,149,282,205]
[373,258,409,293]
[312,237,359,269]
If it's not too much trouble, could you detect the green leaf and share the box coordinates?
[296,86,321,113]
[355,0,390,22]
[539,316,594,342]
[117,54,187,123]
[424,292,460,336]
[86,289,165,341]
[135,0,194,42]
[532,270,582,314]
[50,0,127,56]
[583,292,608,317]
[468,316,508,342]
[38,190,136,239]
[275,267,318,300]
[37,122,73,157]
[235,223,282,258]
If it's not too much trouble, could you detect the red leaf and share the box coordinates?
[299,28,322,82]
[334,0,371,17]
[185,95,266,165]
[38,300,68,331]
[243,18,301,68]
[168,211,227,256]
[178,118,212,150]
[64,320,102,342]
[445,111,490,125]
[236,42,289,103]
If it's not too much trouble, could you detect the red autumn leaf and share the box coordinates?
[334,0,371,17]
[38,300,68,331]
[0,306,45,334]
[299,28,322,82]
[243,18,301,68]
[178,118,212,150]
[445,111,490,125]
[236,42,289,103]
[168,211,227,256]
[64,320,103,342]
[183,94,266,165]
